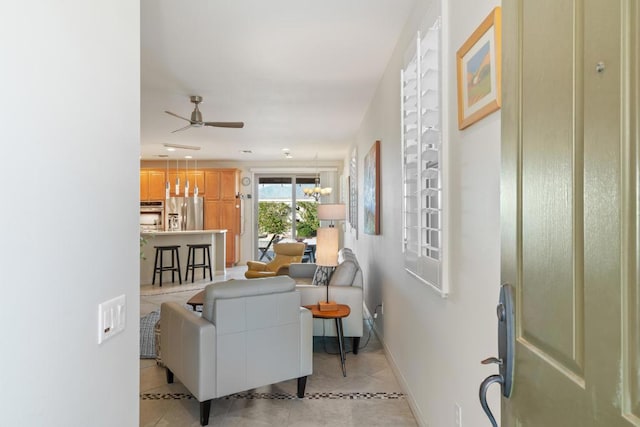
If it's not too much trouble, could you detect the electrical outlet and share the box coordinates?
[373,303,383,319]
[381,303,384,315]
[454,403,462,427]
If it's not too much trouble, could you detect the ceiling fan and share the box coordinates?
[165,95,244,133]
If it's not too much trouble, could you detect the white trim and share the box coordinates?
[440,0,450,299]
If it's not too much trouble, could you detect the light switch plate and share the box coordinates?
[98,294,126,344]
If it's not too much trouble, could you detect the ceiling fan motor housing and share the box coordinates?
[190,108,203,123]
[190,96,203,123]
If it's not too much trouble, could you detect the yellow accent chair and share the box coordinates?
[245,242,306,279]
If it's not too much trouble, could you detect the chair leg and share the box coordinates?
[185,246,192,282]
[175,247,182,284]
[200,400,212,426]
[352,337,361,355]
[152,248,159,285]
[159,250,164,287]
[165,368,174,384]
[206,246,213,280]
[297,376,307,398]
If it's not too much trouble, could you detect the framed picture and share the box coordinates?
[364,140,380,235]
[348,147,358,236]
[456,7,502,129]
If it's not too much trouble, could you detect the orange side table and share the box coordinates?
[303,304,351,377]
[186,290,205,311]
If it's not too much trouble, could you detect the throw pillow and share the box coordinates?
[312,266,335,286]
[329,260,358,286]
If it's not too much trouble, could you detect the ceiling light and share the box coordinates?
[166,147,176,152]
[303,154,331,201]
[184,155,193,159]
[163,143,201,151]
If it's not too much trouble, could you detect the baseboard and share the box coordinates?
[363,303,428,427]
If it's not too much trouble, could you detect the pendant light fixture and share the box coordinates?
[175,158,180,196]
[193,158,199,197]
[165,159,170,199]
[184,158,190,197]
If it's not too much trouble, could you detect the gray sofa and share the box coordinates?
[288,248,363,353]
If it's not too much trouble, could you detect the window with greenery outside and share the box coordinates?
[296,201,319,238]
[258,202,291,236]
[258,201,318,239]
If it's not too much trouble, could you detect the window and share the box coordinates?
[401,15,448,297]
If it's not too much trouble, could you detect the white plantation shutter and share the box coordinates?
[401,16,448,297]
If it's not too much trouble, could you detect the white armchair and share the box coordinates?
[160,276,313,426]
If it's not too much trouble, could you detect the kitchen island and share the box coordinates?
[140,230,227,285]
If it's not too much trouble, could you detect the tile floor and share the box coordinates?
[140,267,417,426]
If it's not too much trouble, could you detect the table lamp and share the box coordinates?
[315,204,346,311]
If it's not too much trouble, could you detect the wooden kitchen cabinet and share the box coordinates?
[148,170,166,200]
[220,170,238,200]
[140,171,149,200]
[204,200,221,229]
[203,169,240,266]
[204,170,221,200]
[221,200,240,266]
[140,169,166,201]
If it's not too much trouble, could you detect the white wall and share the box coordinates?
[0,2,140,425]
[345,0,501,425]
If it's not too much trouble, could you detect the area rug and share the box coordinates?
[140,311,160,359]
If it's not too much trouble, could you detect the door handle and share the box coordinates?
[479,374,503,427]
[479,284,515,426]
[481,357,502,366]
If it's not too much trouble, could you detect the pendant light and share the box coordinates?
[175,159,180,196]
[165,159,170,199]
[184,158,190,197]
[193,158,199,197]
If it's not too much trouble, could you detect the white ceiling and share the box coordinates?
[141,0,416,162]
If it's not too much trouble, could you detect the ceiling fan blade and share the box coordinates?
[203,121,245,129]
[171,124,194,133]
[165,111,193,123]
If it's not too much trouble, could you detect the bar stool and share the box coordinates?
[185,244,213,283]
[152,245,182,286]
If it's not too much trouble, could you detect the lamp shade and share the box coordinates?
[315,227,339,266]
[317,204,346,221]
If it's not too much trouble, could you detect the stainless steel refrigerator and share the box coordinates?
[165,197,203,231]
